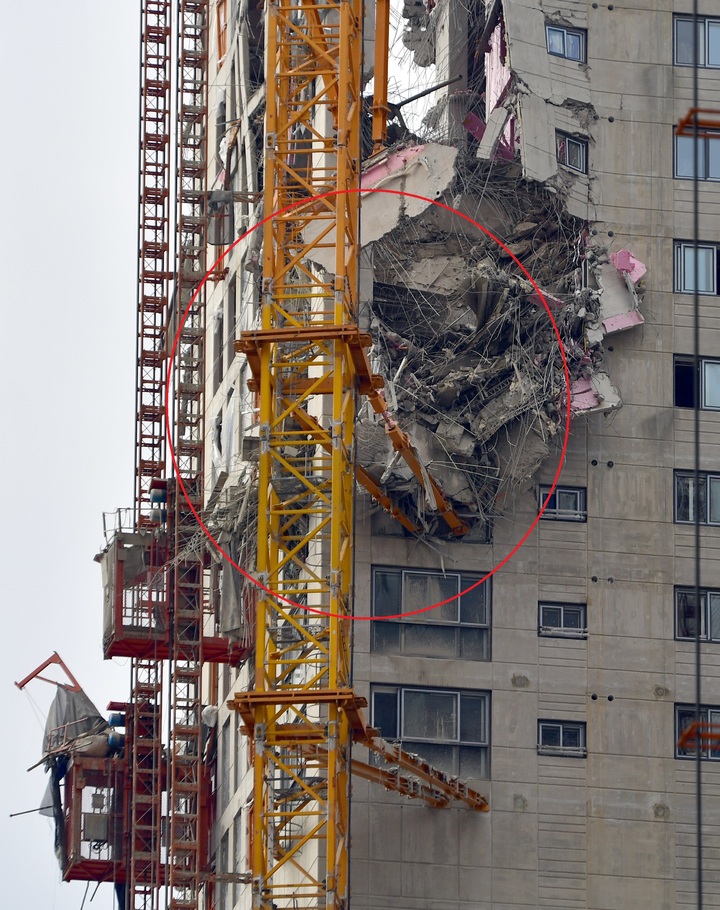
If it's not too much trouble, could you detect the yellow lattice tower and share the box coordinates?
[233,0,365,906]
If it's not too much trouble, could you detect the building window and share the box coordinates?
[674,471,720,523]
[676,704,720,758]
[674,356,720,409]
[675,132,720,181]
[674,16,720,68]
[538,720,587,756]
[546,25,586,62]
[371,686,490,778]
[539,485,587,521]
[676,588,720,641]
[371,568,490,660]
[556,131,588,173]
[539,602,587,638]
[674,242,720,295]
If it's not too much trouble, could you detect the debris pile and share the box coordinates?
[353,151,644,537]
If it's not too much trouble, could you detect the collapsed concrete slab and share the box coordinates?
[346,146,644,537]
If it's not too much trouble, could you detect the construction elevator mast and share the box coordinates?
[234,0,365,905]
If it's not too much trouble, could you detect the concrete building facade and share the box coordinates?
[203,2,720,908]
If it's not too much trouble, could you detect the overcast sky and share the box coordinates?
[0,4,437,907]
[1,4,137,907]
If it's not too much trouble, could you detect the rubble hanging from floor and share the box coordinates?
[346,146,645,537]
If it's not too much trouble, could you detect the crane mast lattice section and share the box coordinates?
[234,0,362,905]
[135,0,172,529]
[128,2,173,906]
[168,1,210,907]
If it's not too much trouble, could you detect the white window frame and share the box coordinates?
[674,471,720,524]
[371,685,490,778]
[545,24,586,62]
[555,131,588,173]
[674,357,720,410]
[538,602,587,638]
[675,588,720,642]
[539,485,587,521]
[674,16,720,68]
[674,241,719,295]
[676,704,720,759]
[674,132,720,181]
[537,720,587,756]
[371,567,491,661]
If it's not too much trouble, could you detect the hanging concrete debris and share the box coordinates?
[220,0,646,542]
[342,144,644,537]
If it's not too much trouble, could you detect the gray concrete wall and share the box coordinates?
[348,2,720,909]
[207,1,720,908]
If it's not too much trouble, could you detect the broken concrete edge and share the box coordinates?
[346,143,645,534]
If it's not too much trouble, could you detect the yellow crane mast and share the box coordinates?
[231,0,491,904]
[233,0,365,905]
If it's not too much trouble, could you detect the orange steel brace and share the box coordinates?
[231,691,490,811]
[361,733,490,812]
[678,721,720,752]
[236,328,470,536]
[307,743,490,812]
[676,108,720,139]
[15,652,82,693]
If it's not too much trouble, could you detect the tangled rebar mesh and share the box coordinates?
[355,151,629,538]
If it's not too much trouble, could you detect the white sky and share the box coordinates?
[1,4,137,907]
[0,4,437,907]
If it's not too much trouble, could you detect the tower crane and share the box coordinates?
[19,2,489,909]
[232,0,483,907]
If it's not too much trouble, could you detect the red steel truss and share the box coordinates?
[168,3,211,907]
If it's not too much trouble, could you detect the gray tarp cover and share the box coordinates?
[220,537,246,637]
[39,687,106,819]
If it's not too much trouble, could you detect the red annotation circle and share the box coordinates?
[166,188,572,620]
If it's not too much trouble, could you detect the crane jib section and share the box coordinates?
[235,0,363,906]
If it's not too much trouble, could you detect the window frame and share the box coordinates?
[674,356,720,410]
[674,470,720,524]
[675,587,720,642]
[537,719,587,757]
[676,704,720,759]
[538,484,587,522]
[538,602,587,638]
[674,15,720,68]
[555,130,588,174]
[674,131,720,181]
[545,24,587,63]
[371,567,491,661]
[371,684,490,778]
[674,241,720,296]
